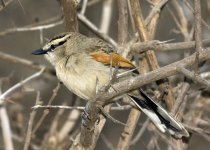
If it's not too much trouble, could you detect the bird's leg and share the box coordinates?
[81,101,100,130]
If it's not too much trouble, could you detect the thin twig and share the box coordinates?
[146,0,169,38]
[117,109,140,150]
[0,20,63,36]
[23,92,41,150]
[58,104,81,142]
[184,123,210,135]
[171,0,192,41]
[32,105,84,110]
[99,106,126,126]
[0,52,55,76]
[49,102,67,133]
[80,0,88,15]
[101,134,115,150]
[130,118,150,145]
[0,0,13,11]
[145,0,168,26]
[0,68,45,105]
[32,83,61,136]
[77,14,117,47]
[0,83,14,150]
[99,0,113,34]
[32,104,131,111]
[171,83,190,116]
[1,0,5,7]
[183,0,210,30]
[130,39,210,53]
[177,66,210,88]
[87,0,101,6]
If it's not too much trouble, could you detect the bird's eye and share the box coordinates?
[50,45,55,51]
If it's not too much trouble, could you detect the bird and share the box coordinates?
[32,32,189,138]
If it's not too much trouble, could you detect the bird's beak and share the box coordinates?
[31,48,48,55]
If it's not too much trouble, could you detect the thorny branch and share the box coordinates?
[0,0,210,150]
[88,48,210,104]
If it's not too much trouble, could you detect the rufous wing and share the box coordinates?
[90,50,135,69]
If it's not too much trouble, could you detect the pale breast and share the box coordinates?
[55,54,110,101]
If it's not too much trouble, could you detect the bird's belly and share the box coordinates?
[56,68,110,101]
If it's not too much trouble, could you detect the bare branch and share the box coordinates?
[97,49,210,103]
[0,0,13,11]
[130,39,210,53]
[32,105,84,110]
[32,83,61,136]
[117,109,140,150]
[99,0,113,34]
[60,0,79,31]
[171,83,190,116]
[0,52,55,76]
[0,68,45,105]
[194,0,202,74]
[0,20,63,36]
[58,109,81,142]
[183,0,210,30]
[0,83,14,150]
[78,14,117,47]
[177,66,210,88]
[23,92,41,150]
[131,0,175,110]
[117,0,128,45]
[145,0,168,26]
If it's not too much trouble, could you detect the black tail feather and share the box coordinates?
[128,89,189,138]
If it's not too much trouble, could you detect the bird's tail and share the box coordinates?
[128,89,189,138]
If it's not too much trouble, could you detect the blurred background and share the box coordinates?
[0,0,210,150]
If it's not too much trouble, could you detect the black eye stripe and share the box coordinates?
[58,40,67,46]
[48,39,67,52]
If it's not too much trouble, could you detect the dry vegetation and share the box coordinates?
[0,0,210,150]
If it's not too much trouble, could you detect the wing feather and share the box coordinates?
[90,50,135,69]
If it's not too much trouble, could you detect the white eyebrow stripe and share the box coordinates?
[43,34,70,50]
[51,34,70,45]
